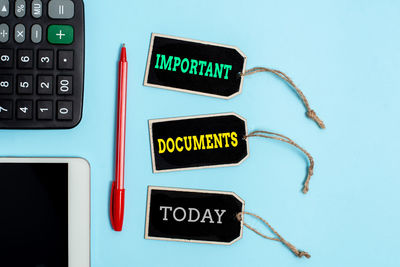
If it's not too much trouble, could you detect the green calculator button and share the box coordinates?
[47,25,74,44]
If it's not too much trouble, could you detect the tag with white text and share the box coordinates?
[145,186,244,244]
[144,186,311,258]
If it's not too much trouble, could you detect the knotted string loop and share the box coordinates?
[237,211,310,258]
[241,67,325,129]
[244,130,314,194]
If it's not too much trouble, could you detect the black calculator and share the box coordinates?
[0,0,84,129]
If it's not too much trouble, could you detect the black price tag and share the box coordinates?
[149,113,249,172]
[145,186,311,257]
[144,33,247,99]
[145,186,244,245]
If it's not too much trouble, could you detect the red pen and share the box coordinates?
[110,44,128,231]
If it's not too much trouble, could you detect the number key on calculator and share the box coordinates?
[0,0,85,129]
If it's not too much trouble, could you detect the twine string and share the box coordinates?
[237,211,310,259]
[241,67,325,129]
[244,130,314,194]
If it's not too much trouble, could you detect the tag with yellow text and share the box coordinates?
[148,113,249,172]
[144,33,247,99]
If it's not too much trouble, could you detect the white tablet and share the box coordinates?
[0,157,90,267]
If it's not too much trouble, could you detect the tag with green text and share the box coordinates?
[144,33,247,99]
[148,113,249,172]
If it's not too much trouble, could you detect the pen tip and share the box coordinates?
[122,43,126,47]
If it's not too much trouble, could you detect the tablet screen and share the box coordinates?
[0,163,69,267]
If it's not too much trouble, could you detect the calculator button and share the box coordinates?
[57,76,72,95]
[0,0,9,17]
[17,50,33,69]
[31,0,42,18]
[58,50,73,70]
[37,101,53,120]
[0,48,12,68]
[37,76,53,95]
[0,23,9,43]
[48,25,74,45]
[16,100,33,120]
[48,0,74,19]
[0,100,12,119]
[17,75,33,94]
[57,101,72,120]
[14,24,26,43]
[15,0,26,18]
[0,75,12,94]
[31,24,42,43]
[38,50,53,69]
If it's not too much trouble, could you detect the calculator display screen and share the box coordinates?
[0,163,68,267]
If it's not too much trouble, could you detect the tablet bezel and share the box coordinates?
[0,157,90,267]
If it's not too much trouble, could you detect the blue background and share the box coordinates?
[1,0,399,266]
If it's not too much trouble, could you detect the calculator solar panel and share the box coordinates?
[0,0,84,129]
